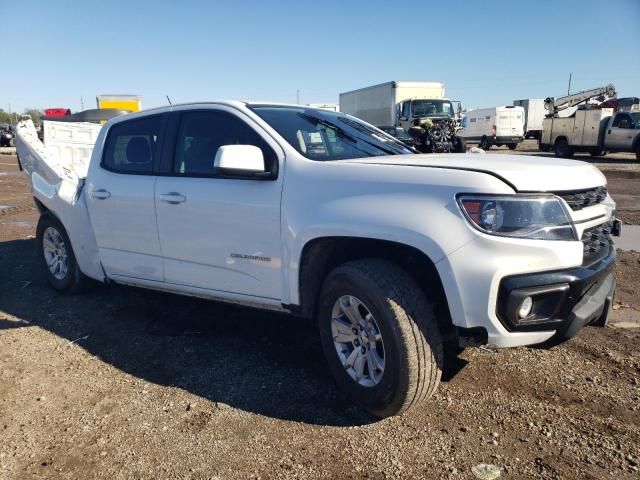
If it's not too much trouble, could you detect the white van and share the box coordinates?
[461,106,525,150]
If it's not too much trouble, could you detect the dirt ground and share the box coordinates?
[1,151,639,479]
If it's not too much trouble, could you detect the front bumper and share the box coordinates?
[493,135,523,144]
[435,207,618,348]
[497,247,616,345]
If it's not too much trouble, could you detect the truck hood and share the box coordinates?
[340,153,607,191]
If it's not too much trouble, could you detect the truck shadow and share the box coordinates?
[0,238,462,426]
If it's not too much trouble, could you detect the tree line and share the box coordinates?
[0,109,44,127]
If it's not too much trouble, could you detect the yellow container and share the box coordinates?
[96,95,141,112]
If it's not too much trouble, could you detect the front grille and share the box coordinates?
[556,186,608,211]
[581,221,613,264]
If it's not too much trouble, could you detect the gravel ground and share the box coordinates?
[1,152,639,479]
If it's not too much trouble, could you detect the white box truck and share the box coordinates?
[460,106,525,150]
[339,81,446,127]
[513,99,545,139]
[339,81,463,153]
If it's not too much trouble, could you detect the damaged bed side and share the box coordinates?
[15,118,106,281]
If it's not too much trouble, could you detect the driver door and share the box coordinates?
[398,101,412,130]
[154,107,284,300]
[606,114,633,149]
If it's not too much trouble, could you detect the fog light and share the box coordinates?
[518,296,533,319]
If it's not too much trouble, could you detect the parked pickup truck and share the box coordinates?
[541,108,640,160]
[16,102,621,417]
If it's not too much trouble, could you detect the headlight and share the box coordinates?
[457,195,576,241]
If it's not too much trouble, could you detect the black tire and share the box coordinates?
[507,144,517,150]
[538,143,551,152]
[36,214,91,293]
[453,136,466,153]
[317,259,443,418]
[636,144,640,162]
[480,137,490,150]
[554,138,573,158]
[589,149,604,157]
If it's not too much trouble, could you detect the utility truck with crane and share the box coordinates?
[540,84,640,160]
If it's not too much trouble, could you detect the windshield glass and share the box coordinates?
[631,112,640,126]
[251,106,413,160]
[411,100,454,118]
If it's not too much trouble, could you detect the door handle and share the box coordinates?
[91,189,111,200]
[159,192,186,204]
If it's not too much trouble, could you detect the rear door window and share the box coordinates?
[102,115,162,173]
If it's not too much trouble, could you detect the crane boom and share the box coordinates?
[544,84,616,115]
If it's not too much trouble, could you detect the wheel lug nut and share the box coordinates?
[354,339,360,347]
[352,328,358,335]
[361,347,366,354]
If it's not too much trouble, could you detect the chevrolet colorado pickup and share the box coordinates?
[16,102,621,417]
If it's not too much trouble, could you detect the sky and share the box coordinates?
[1,0,639,113]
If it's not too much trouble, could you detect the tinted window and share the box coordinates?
[612,114,631,128]
[103,116,161,173]
[174,111,276,176]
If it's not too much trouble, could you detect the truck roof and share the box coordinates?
[98,101,337,124]
[339,81,445,96]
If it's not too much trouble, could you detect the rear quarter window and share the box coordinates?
[102,115,162,174]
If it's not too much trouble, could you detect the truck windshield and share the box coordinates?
[251,106,413,160]
[412,100,454,118]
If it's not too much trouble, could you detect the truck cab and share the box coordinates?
[605,111,640,153]
[397,98,457,130]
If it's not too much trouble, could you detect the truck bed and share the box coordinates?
[15,118,105,281]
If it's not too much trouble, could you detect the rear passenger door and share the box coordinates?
[85,114,166,281]
[154,106,284,300]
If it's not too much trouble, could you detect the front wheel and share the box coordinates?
[317,259,443,418]
[36,214,91,293]
[507,144,517,150]
[453,136,466,153]
[480,137,490,150]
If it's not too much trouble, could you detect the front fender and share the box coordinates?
[280,157,514,305]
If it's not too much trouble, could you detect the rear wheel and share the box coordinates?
[554,138,573,158]
[589,149,604,157]
[317,259,443,418]
[36,214,91,293]
[480,136,490,150]
[636,144,640,161]
[507,144,517,150]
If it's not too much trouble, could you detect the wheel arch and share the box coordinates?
[294,236,454,336]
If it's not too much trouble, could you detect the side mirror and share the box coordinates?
[214,145,269,178]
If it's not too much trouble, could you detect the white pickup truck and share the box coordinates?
[541,108,640,159]
[16,102,621,417]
